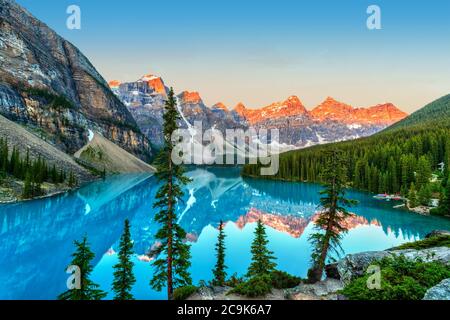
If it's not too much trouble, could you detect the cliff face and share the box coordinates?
[0,0,152,160]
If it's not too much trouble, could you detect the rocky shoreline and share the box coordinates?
[188,231,450,301]
[0,177,83,204]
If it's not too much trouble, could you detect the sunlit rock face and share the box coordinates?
[111,72,408,150]
[235,96,407,149]
[112,74,170,147]
[310,97,407,125]
[140,74,167,96]
[0,0,152,160]
[234,96,308,124]
[179,91,203,105]
[108,80,121,89]
[112,77,246,148]
[236,96,406,126]
[212,102,228,112]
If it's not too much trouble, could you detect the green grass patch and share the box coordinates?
[390,235,450,250]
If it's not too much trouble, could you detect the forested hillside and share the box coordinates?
[387,94,450,130]
[242,94,450,204]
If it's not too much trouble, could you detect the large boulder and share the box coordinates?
[423,278,450,300]
[287,278,345,300]
[330,251,391,283]
[186,286,287,300]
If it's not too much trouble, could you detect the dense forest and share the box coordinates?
[242,94,450,213]
[0,137,75,198]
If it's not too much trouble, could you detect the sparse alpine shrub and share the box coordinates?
[173,285,198,300]
[228,274,273,297]
[270,270,302,289]
[340,255,450,300]
[223,273,244,288]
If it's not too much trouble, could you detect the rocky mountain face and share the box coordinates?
[235,95,308,124]
[112,76,246,147]
[111,73,407,150]
[0,0,152,160]
[234,96,407,148]
[310,97,407,125]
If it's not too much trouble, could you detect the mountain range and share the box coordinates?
[242,89,450,200]
[109,76,407,149]
[0,0,410,181]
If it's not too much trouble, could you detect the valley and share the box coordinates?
[0,0,449,303]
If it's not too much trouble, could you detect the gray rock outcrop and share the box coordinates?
[326,247,450,283]
[423,278,450,300]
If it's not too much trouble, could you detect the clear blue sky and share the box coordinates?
[15,0,450,112]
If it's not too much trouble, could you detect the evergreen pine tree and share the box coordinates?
[308,149,357,283]
[12,147,22,178]
[246,220,277,278]
[51,164,58,183]
[25,148,30,169]
[0,138,8,176]
[443,141,450,187]
[68,171,77,187]
[58,236,106,300]
[441,181,450,215]
[58,168,64,183]
[34,173,42,196]
[150,87,192,300]
[22,170,32,199]
[212,220,227,286]
[112,219,136,300]
[433,176,450,215]
[408,183,419,208]
[416,156,431,188]
[418,184,432,206]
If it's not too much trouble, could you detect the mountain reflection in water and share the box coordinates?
[0,168,449,299]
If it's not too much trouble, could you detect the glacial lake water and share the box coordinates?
[1,167,449,300]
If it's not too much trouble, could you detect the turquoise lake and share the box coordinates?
[0,167,449,300]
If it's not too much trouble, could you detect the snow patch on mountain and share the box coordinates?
[88,129,94,142]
